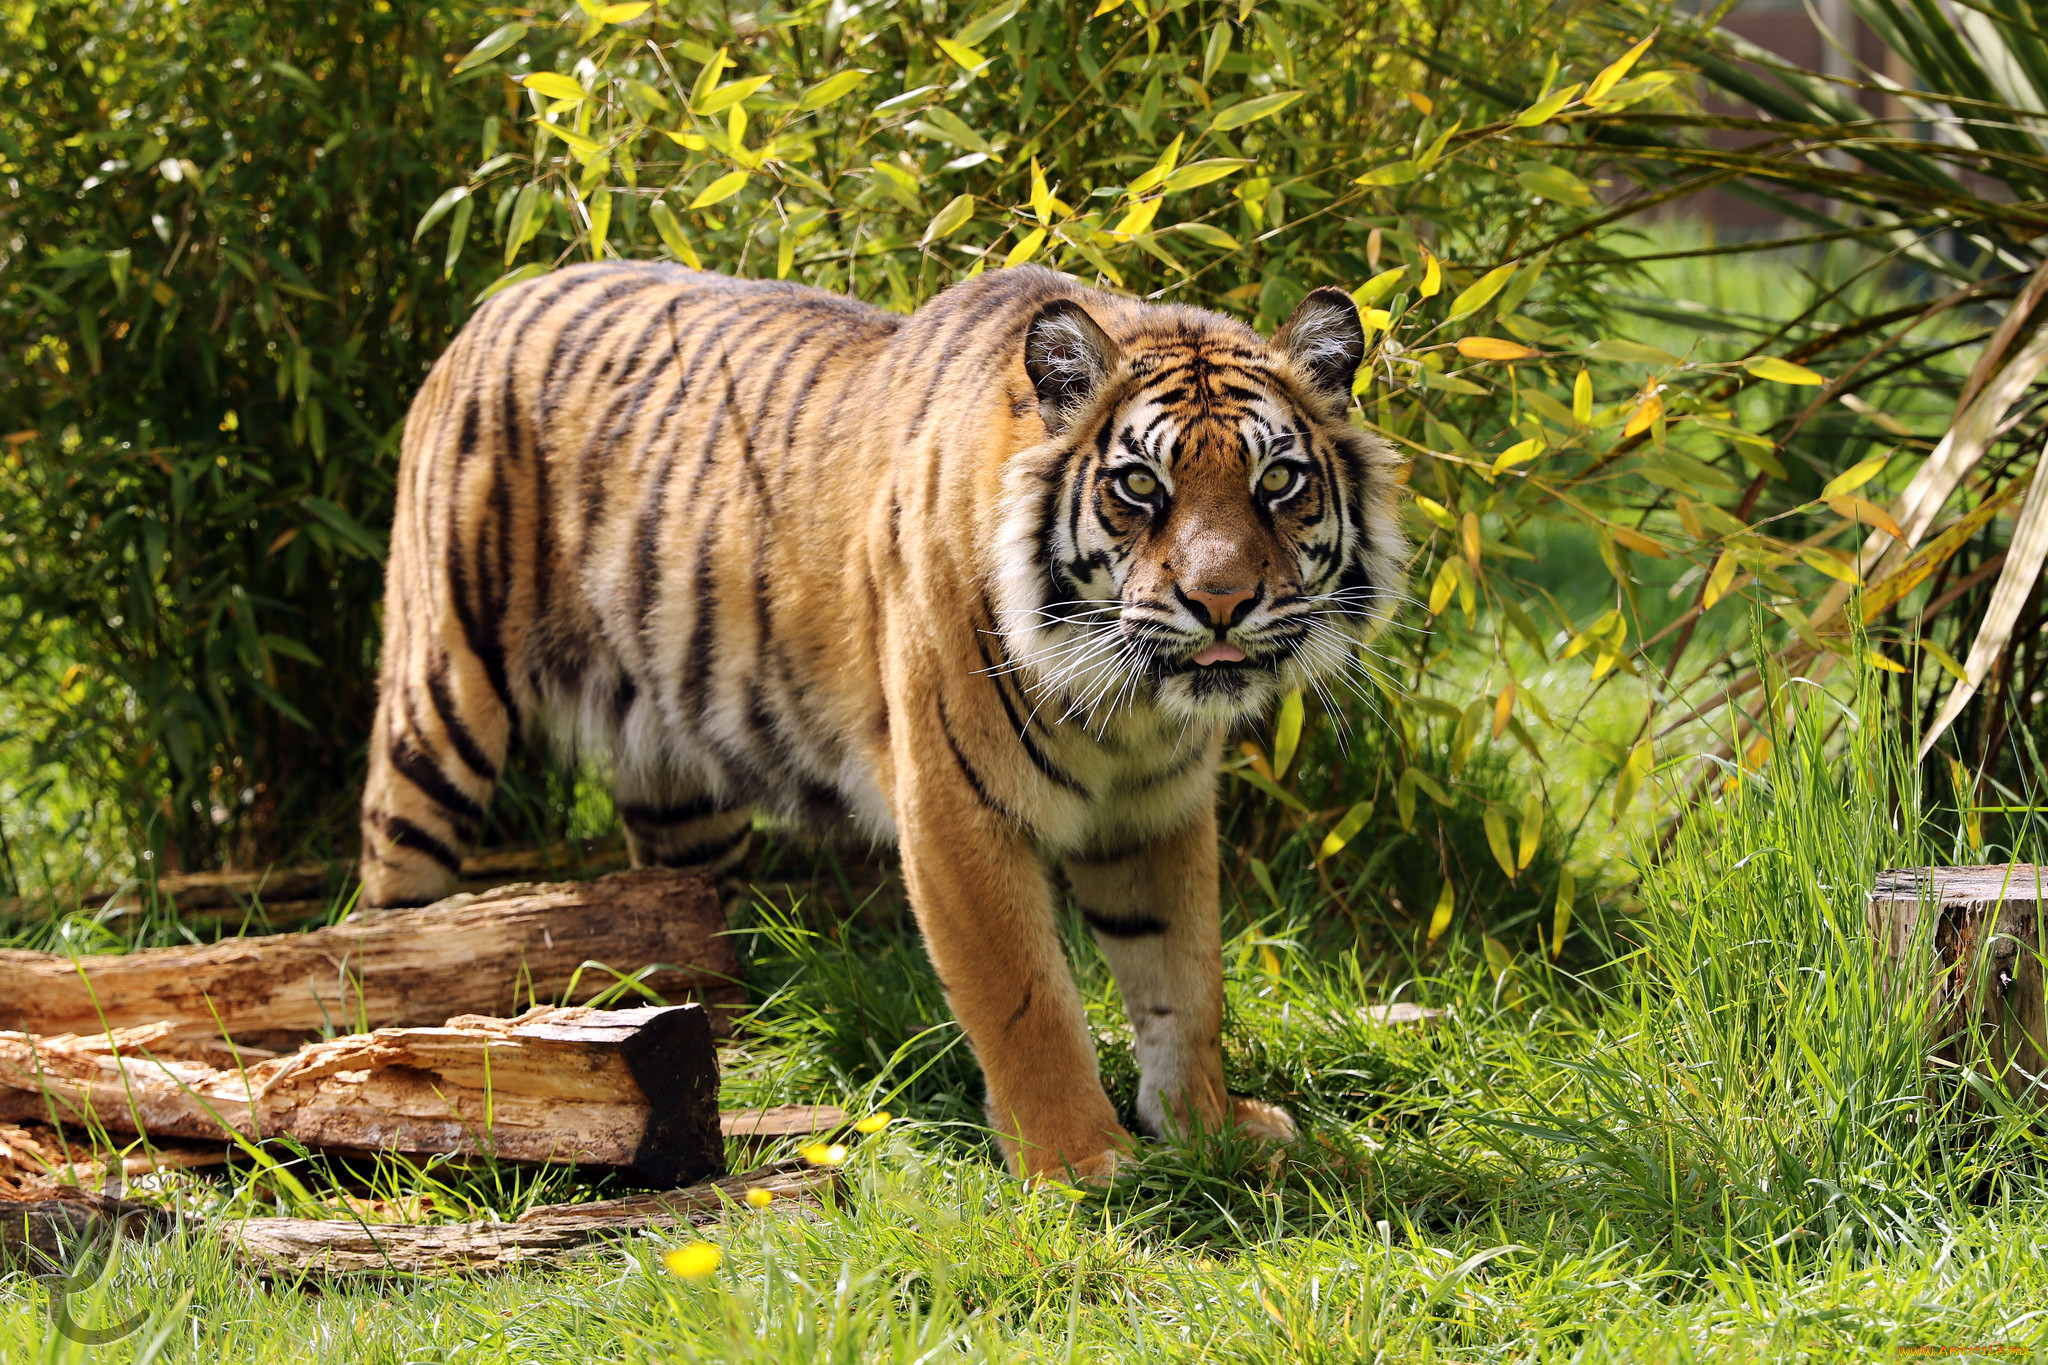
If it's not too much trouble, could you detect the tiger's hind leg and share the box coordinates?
[616,778,755,910]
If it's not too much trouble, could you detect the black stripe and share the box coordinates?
[388,737,484,829]
[937,692,1024,827]
[644,824,750,868]
[379,813,462,872]
[423,649,499,781]
[1080,906,1168,937]
[1005,983,1034,1030]
[974,630,1089,798]
[619,795,723,826]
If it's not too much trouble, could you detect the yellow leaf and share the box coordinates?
[1427,882,1455,944]
[1429,557,1461,615]
[1259,944,1283,978]
[1517,790,1541,869]
[1111,198,1161,238]
[1091,0,1126,14]
[1361,307,1392,331]
[1826,495,1904,539]
[648,200,702,268]
[1484,806,1516,878]
[1354,159,1421,188]
[1028,158,1052,223]
[1456,336,1536,362]
[1461,511,1482,566]
[1742,354,1824,385]
[1703,551,1739,609]
[1514,83,1583,128]
[1419,251,1441,298]
[688,170,749,210]
[521,72,587,102]
[1820,453,1890,501]
[1317,801,1375,860]
[695,74,772,115]
[1551,867,1574,959]
[1800,547,1862,584]
[1006,227,1047,266]
[1611,740,1652,823]
[1271,689,1304,780]
[1446,262,1519,321]
[1492,437,1543,476]
[663,1243,722,1279]
[661,129,709,151]
[1610,525,1667,558]
[1493,680,1514,739]
[1921,638,1969,684]
[1864,648,1909,674]
[1413,496,1458,531]
[592,1,651,21]
[1622,391,1663,438]
[1572,369,1592,424]
[935,36,990,72]
[1482,933,1513,979]
[1586,33,1656,105]
[1406,90,1434,115]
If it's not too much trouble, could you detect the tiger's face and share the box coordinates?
[994,288,1406,730]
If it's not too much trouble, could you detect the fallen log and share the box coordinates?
[223,1159,836,1277]
[0,868,740,1049]
[0,1188,179,1272]
[720,1105,848,1142]
[1870,863,2048,1097]
[0,1005,724,1187]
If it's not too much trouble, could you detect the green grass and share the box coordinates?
[8,673,2048,1361]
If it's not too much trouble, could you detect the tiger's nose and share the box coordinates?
[1182,585,1257,627]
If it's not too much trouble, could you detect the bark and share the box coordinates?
[0,1005,724,1187]
[0,869,739,1049]
[222,1159,836,1277]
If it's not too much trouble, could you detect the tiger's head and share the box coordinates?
[992,283,1407,730]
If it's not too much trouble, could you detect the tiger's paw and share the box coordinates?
[1230,1096,1298,1143]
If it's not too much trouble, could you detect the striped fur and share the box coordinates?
[359,263,1405,1179]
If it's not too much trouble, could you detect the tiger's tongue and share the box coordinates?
[1193,642,1246,666]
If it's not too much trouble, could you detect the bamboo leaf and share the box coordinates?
[799,70,871,110]
[1513,83,1582,127]
[1317,801,1375,860]
[1585,33,1656,104]
[1446,262,1518,321]
[1820,453,1890,500]
[1517,790,1541,869]
[921,194,975,245]
[1271,689,1304,780]
[1458,336,1536,362]
[1825,495,1905,539]
[521,72,587,103]
[1921,467,2048,756]
[1551,868,1574,959]
[1162,158,1248,192]
[1743,354,1824,385]
[688,170,750,210]
[695,75,772,115]
[1419,251,1441,297]
[1211,90,1307,131]
[455,23,527,74]
[1800,547,1861,584]
[1352,267,1407,305]
[1484,806,1516,878]
[1168,222,1238,250]
[412,186,469,243]
[1427,881,1454,944]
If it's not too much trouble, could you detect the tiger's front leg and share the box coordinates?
[894,736,1132,1182]
[1063,808,1296,1145]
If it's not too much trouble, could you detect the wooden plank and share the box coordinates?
[221,1160,835,1277]
[0,869,739,1049]
[1870,863,2048,1098]
[0,1005,724,1187]
[719,1105,848,1141]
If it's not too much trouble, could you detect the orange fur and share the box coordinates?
[359,263,1404,1177]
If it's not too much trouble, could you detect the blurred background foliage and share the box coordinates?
[0,0,2044,971]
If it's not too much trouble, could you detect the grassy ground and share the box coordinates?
[6,682,2048,1362]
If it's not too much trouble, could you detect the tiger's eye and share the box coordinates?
[1261,465,1294,494]
[1121,469,1158,498]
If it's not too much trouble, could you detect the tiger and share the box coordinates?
[357,260,1405,1181]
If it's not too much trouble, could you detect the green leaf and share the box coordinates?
[414,186,470,244]
[689,170,750,210]
[1821,453,1889,500]
[1354,160,1420,188]
[1211,89,1307,131]
[648,200,702,267]
[955,0,1023,47]
[695,75,772,115]
[475,262,551,304]
[1588,338,1679,366]
[1168,221,1239,250]
[300,497,385,559]
[1483,806,1516,877]
[913,107,998,158]
[1352,266,1407,305]
[454,22,527,74]
[1229,766,1311,813]
[1161,158,1248,191]
[1445,260,1517,321]
[1427,881,1454,943]
[502,184,539,267]
[1551,867,1574,959]
[1513,160,1593,207]
[799,70,871,111]
[921,193,975,245]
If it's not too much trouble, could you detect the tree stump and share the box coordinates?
[1869,864,2048,1096]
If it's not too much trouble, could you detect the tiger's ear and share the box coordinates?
[1024,298,1121,434]
[1274,286,1365,407]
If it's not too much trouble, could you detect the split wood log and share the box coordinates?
[720,1105,847,1142]
[0,868,739,1049]
[0,1187,181,1272]
[1870,863,2048,1096]
[222,1159,836,1277]
[0,1005,723,1187]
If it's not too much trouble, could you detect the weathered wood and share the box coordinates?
[1870,864,2048,1097]
[0,868,739,1049]
[0,1188,180,1272]
[720,1105,847,1141]
[0,1005,723,1186]
[221,1160,835,1277]
[1361,1002,1446,1030]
